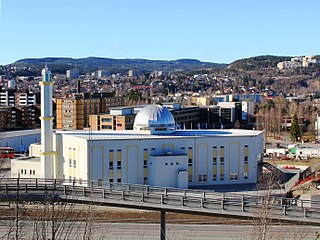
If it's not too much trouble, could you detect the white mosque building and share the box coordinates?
[11,67,264,189]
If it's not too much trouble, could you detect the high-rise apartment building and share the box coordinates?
[0,89,16,107]
[56,92,125,130]
[15,90,40,106]
[66,69,80,80]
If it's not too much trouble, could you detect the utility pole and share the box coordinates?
[15,176,20,240]
[160,211,166,240]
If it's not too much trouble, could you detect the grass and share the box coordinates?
[266,158,320,171]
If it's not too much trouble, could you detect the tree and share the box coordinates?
[290,114,301,142]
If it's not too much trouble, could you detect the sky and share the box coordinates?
[0,0,319,65]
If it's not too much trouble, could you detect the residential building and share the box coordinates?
[66,69,80,80]
[15,90,40,106]
[0,89,15,107]
[0,106,19,129]
[56,92,125,130]
[89,107,135,131]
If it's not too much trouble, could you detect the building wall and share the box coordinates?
[57,133,263,188]
[89,114,135,131]
[19,105,41,128]
[57,134,88,181]
[11,158,41,178]
[0,130,40,152]
[148,155,188,188]
[56,94,125,130]
[171,107,200,129]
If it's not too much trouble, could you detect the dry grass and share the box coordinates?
[266,158,320,171]
[0,203,252,225]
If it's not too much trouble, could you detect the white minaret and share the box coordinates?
[40,66,54,178]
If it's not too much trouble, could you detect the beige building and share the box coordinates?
[191,96,211,106]
[56,92,125,130]
[89,107,135,130]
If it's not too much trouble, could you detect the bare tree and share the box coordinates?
[251,171,282,240]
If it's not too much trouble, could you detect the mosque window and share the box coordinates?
[188,147,193,167]
[213,174,217,181]
[220,173,224,181]
[109,161,114,170]
[202,174,207,182]
[213,157,217,164]
[143,149,148,168]
[229,173,238,181]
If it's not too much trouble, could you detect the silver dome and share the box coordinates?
[134,105,176,134]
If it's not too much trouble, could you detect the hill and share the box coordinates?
[10,57,226,74]
[227,55,292,71]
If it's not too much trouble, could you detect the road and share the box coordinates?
[0,221,318,240]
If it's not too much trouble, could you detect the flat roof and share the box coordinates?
[12,156,40,162]
[56,129,263,141]
[1,129,40,138]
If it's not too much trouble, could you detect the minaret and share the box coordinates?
[40,66,54,178]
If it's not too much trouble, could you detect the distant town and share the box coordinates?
[1,55,320,142]
[1,56,320,239]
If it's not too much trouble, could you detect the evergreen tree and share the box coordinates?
[290,114,301,142]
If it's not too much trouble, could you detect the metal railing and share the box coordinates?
[1,178,320,224]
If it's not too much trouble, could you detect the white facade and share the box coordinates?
[14,98,264,189]
[110,107,134,116]
[53,128,263,188]
[241,101,254,121]
[295,147,320,159]
[66,69,79,79]
[11,157,42,178]
[40,66,55,178]
[0,90,15,106]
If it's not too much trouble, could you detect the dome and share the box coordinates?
[134,105,176,134]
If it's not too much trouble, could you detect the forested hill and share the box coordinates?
[10,57,225,74]
[227,55,292,71]
[4,55,320,76]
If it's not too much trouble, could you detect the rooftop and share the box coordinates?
[1,129,40,138]
[56,129,263,141]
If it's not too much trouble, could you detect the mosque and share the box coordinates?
[11,67,264,189]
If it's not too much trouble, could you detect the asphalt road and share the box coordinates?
[0,221,319,240]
